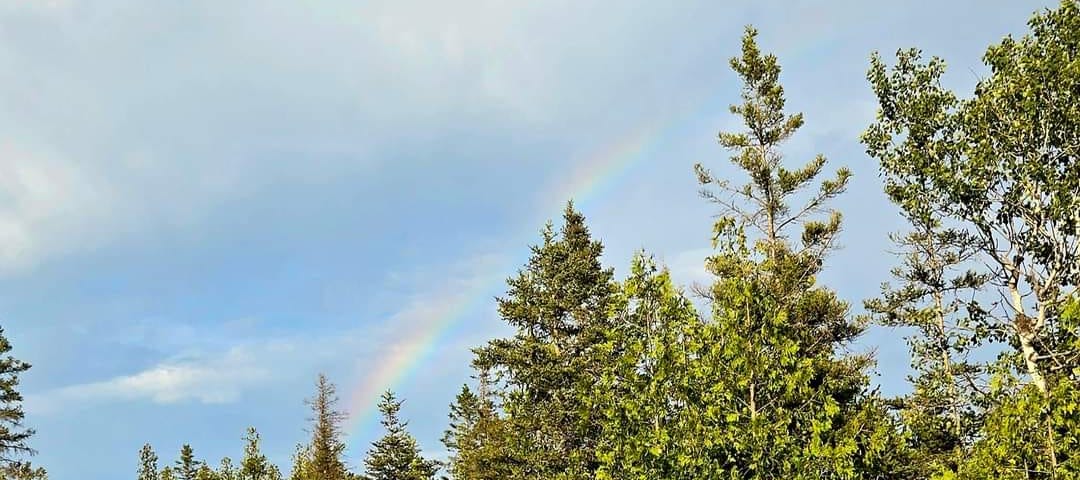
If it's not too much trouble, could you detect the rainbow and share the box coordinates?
[341,97,719,453]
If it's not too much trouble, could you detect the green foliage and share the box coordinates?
[441,381,511,480]
[287,444,312,480]
[301,374,349,480]
[0,461,47,480]
[138,444,160,480]
[176,445,201,480]
[688,26,912,478]
[195,464,217,480]
[217,458,239,480]
[240,427,282,480]
[864,218,990,475]
[956,380,1080,479]
[0,328,36,474]
[469,203,616,480]
[590,253,703,480]
[863,0,1080,391]
[362,391,437,480]
[951,299,1080,479]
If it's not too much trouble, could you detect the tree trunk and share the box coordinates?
[1010,286,1047,392]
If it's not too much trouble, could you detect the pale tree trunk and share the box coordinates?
[1009,283,1057,473]
[1010,284,1047,392]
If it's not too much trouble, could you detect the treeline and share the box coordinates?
[132,375,436,480]
[0,2,1078,479]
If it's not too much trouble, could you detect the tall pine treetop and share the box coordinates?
[696,26,850,263]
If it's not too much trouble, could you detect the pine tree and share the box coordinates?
[304,374,348,480]
[176,444,201,480]
[0,327,39,475]
[471,203,616,480]
[138,444,160,480]
[687,26,913,477]
[362,391,436,480]
[161,467,177,480]
[864,213,988,475]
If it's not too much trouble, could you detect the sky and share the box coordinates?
[0,1,1057,478]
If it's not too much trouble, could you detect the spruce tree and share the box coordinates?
[362,391,436,480]
[441,385,481,479]
[239,427,281,480]
[161,467,177,480]
[138,444,160,480]
[441,376,510,480]
[0,327,39,475]
[471,203,616,480]
[287,443,312,480]
[176,444,201,480]
[304,374,348,480]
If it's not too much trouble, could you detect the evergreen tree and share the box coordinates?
[287,443,312,480]
[687,26,913,478]
[362,391,436,480]
[304,374,348,480]
[471,203,616,480]
[138,444,160,480]
[0,327,39,476]
[441,375,510,480]
[864,213,989,475]
[239,427,282,480]
[161,467,177,480]
[176,444,201,480]
[195,464,217,480]
[0,461,47,480]
[217,458,238,480]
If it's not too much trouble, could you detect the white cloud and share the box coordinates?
[28,344,273,412]
[0,0,656,274]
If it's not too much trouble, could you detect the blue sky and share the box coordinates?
[0,1,1054,478]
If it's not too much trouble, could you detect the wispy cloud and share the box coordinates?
[27,249,508,416]
[28,344,275,412]
[0,142,117,273]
